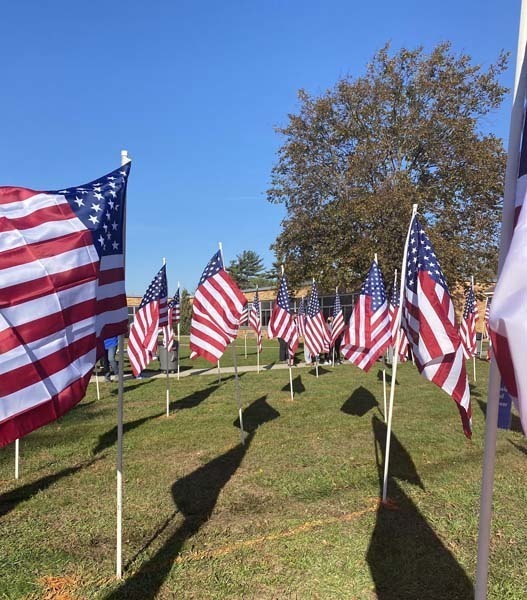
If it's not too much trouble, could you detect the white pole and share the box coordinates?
[217,360,221,384]
[232,345,245,445]
[244,331,247,359]
[163,258,170,417]
[177,281,181,381]
[289,363,294,400]
[382,204,418,503]
[15,439,19,480]
[95,368,100,400]
[116,148,131,579]
[471,276,477,383]
[480,296,489,358]
[475,3,527,596]
[383,369,387,422]
[315,355,319,378]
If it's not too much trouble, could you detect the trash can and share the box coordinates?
[159,342,178,372]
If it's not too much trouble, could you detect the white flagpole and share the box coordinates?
[257,285,261,374]
[476,3,527,596]
[217,360,221,383]
[116,148,131,579]
[471,276,477,383]
[332,286,337,367]
[480,296,488,359]
[244,331,247,359]
[374,254,388,415]
[163,258,170,416]
[15,439,19,480]
[95,368,101,400]
[382,204,418,503]
[177,281,181,381]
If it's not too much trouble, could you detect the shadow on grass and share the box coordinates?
[0,456,103,518]
[92,413,162,456]
[309,366,331,377]
[508,439,527,456]
[234,396,280,433]
[376,369,399,385]
[106,433,255,600]
[263,361,276,370]
[475,398,523,433]
[170,385,219,411]
[110,379,156,395]
[341,386,378,417]
[281,375,305,395]
[368,417,473,599]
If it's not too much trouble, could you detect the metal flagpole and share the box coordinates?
[476,2,527,596]
[116,148,131,579]
[471,276,477,383]
[95,368,101,400]
[177,282,181,381]
[257,285,261,374]
[15,439,19,480]
[382,204,418,503]
[164,257,170,417]
[375,254,388,415]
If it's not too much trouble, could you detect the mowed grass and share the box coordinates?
[1,349,526,599]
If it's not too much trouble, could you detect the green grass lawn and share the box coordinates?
[1,352,526,599]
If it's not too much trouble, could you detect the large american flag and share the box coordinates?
[189,250,247,363]
[342,260,391,371]
[249,289,262,353]
[330,293,345,346]
[163,288,180,352]
[388,276,409,362]
[0,164,130,447]
[297,296,306,339]
[489,95,527,434]
[127,265,168,377]
[402,216,471,437]
[268,275,299,355]
[304,280,331,356]
[459,283,478,359]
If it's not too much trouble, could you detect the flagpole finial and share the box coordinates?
[177,280,180,289]
[163,257,166,266]
[336,285,338,294]
[374,253,378,264]
[281,264,285,276]
[412,203,418,215]
[120,149,131,165]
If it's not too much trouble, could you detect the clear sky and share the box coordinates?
[0,0,520,295]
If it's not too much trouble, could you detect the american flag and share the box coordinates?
[127,265,168,377]
[238,304,248,326]
[297,296,306,339]
[249,289,262,353]
[163,289,180,352]
[189,250,247,363]
[330,293,345,346]
[489,95,527,434]
[268,275,299,355]
[0,164,130,447]
[483,299,490,339]
[459,282,478,359]
[402,216,471,437]
[388,276,409,362]
[342,260,391,371]
[304,280,331,356]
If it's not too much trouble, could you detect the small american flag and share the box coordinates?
[163,288,180,352]
[249,289,262,352]
[483,299,490,339]
[127,265,168,377]
[297,297,306,339]
[459,282,478,359]
[268,275,299,355]
[330,293,345,346]
[342,260,391,371]
[304,280,331,356]
[0,164,129,447]
[189,250,247,363]
[402,216,471,437]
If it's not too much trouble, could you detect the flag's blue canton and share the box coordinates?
[298,297,305,317]
[199,250,223,285]
[253,289,260,312]
[463,286,476,319]
[361,262,387,311]
[168,288,180,309]
[276,277,292,311]
[333,294,342,317]
[390,281,400,308]
[53,163,130,258]
[139,265,168,310]
[406,217,448,294]
[307,282,321,318]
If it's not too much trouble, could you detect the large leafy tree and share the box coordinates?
[268,43,508,291]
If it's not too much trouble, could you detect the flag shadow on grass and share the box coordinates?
[170,384,219,411]
[0,456,103,518]
[105,433,255,600]
[508,439,527,455]
[110,378,156,395]
[92,413,163,456]
[376,369,398,385]
[475,398,523,433]
[233,396,280,433]
[309,366,331,377]
[341,386,378,417]
[367,416,473,599]
[281,375,306,395]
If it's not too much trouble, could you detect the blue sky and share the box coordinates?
[0,0,519,295]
